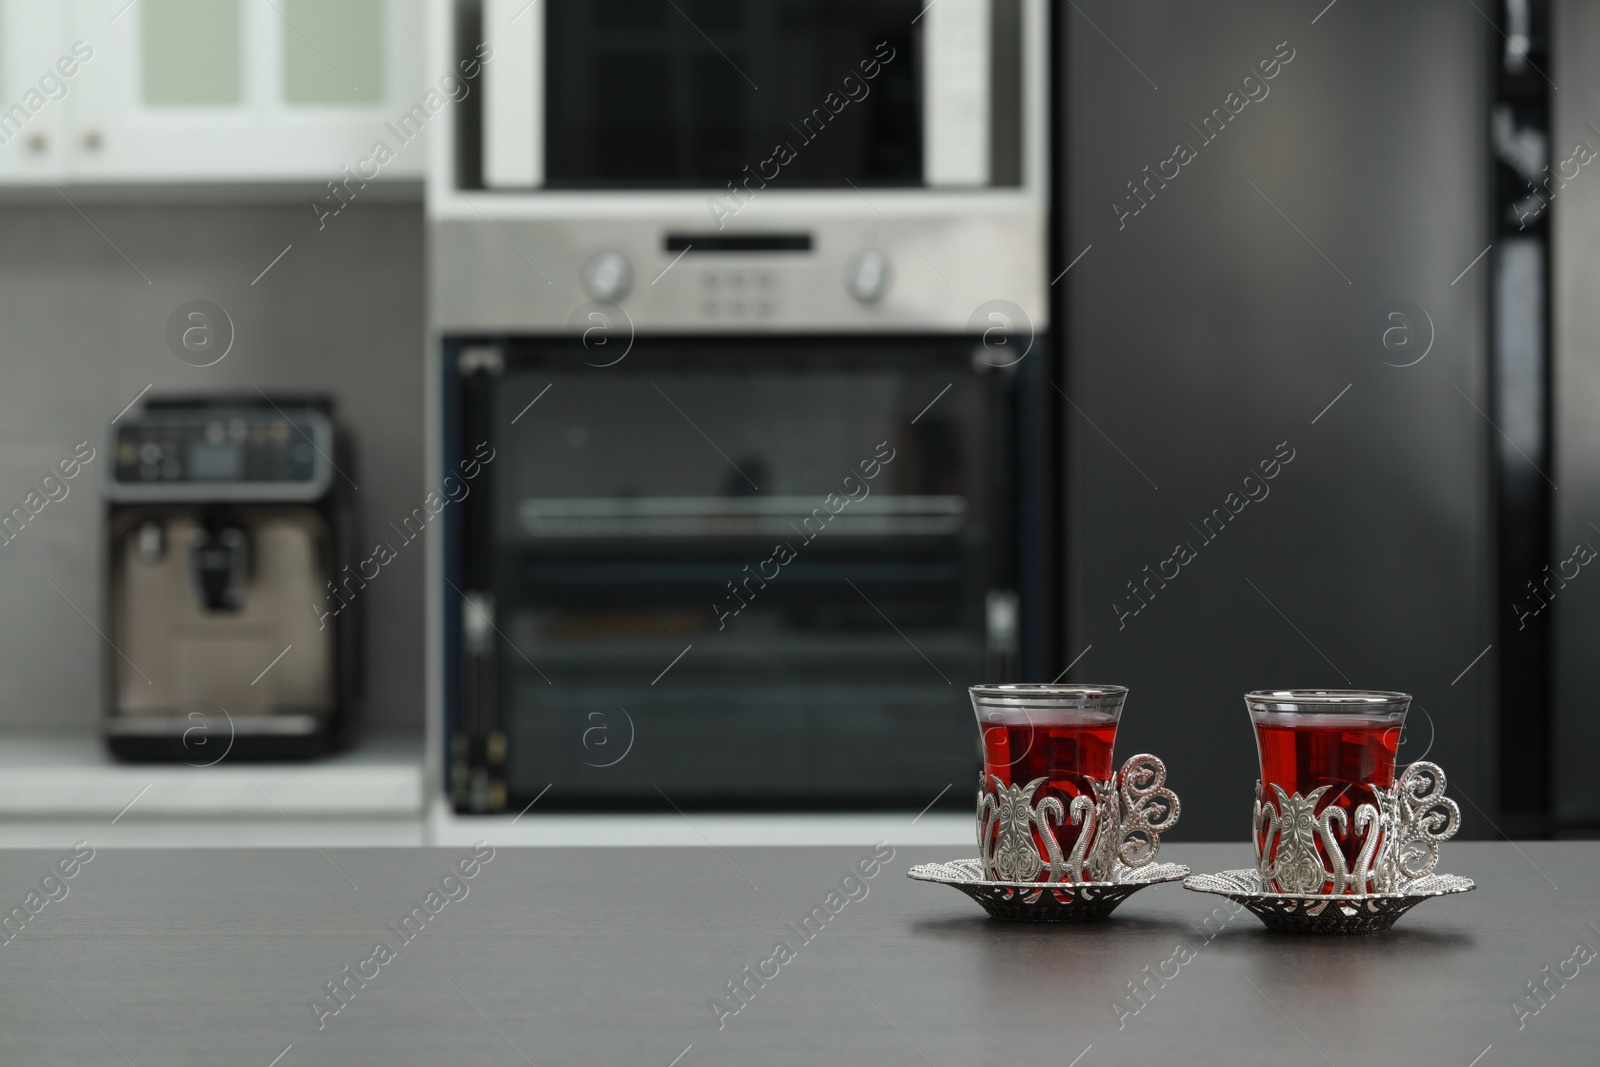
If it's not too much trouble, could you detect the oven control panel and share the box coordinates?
[698,270,779,321]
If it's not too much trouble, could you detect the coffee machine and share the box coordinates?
[103,395,359,761]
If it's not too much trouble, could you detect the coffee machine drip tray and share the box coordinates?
[106,713,323,754]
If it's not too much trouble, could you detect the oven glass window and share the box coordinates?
[544,0,923,187]
[450,338,1020,809]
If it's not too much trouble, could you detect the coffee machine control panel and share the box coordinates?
[105,408,334,502]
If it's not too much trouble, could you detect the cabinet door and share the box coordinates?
[0,1,72,182]
[72,0,421,181]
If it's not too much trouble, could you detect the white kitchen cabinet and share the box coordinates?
[62,0,422,182]
[0,1,73,182]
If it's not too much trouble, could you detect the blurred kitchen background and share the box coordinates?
[0,0,1593,846]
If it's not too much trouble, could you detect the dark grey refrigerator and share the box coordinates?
[1058,0,1498,839]
[1553,0,1600,832]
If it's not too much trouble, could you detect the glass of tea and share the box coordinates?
[1246,689,1409,895]
[971,684,1126,883]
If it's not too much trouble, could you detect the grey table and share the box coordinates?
[0,841,1593,1065]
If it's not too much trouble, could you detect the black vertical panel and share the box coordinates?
[1016,341,1060,682]
[1490,0,1554,836]
[1552,1,1600,831]
[455,347,501,810]
[1061,0,1494,839]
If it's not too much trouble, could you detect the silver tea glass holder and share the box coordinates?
[1183,760,1475,934]
[910,753,1186,922]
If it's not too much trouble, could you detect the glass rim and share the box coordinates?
[969,683,1128,710]
[1245,689,1411,714]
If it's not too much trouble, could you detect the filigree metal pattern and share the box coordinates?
[1204,759,1470,934]
[977,753,1179,884]
[1118,754,1180,867]
[978,775,1054,881]
[1252,760,1461,896]
[910,858,1191,923]
[1183,868,1474,935]
[1372,761,1461,891]
[1065,776,1116,882]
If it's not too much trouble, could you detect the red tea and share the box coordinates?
[981,715,1118,864]
[1254,716,1401,890]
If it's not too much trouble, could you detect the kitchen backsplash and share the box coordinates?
[0,201,424,730]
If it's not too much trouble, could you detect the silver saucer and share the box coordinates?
[1182,868,1476,935]
[909,858,1191,923]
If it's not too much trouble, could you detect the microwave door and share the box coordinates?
[482,0,1016,190]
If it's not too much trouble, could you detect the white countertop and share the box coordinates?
[0,730,424,818]
[428,799,972,848]
[0,730,973,847]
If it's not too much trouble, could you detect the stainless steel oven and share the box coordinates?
[427,0,1052,811]
[443,335,1054,811]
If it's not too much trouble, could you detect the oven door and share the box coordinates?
[482,0,1022,189]
[445,335,1037,811]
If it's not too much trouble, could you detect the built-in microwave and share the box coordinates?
[483,0,1025,191]
[430,0,1048,337]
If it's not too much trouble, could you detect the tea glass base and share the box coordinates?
[909,858,1191,923]
[1182,869,1475,935]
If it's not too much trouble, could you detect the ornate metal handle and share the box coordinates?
[1376,761,1461,888]
[1116,753,1180,868]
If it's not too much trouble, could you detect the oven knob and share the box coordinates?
[844,250,892,303]
[581,251,633,303]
